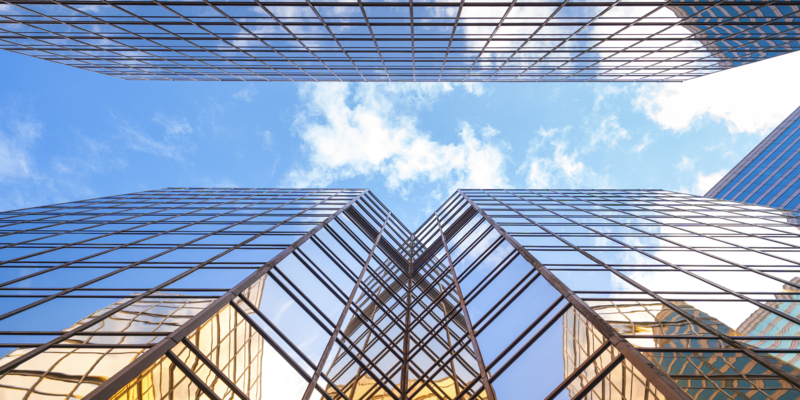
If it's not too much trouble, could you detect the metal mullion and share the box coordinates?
[447,225,494,268]
[302,212,392,400]
[0,190,163,243]
[559,1,675,80]
[461,0,518,80]
[1,187,311,313]
[328,316,402,398]
[409,280,459,331]
[438,0,465,82]
[336,215,378,256]
[84,189,366,400]
[236,294,320,371]
[352,277,406,329]
[165,351,224,400]
[196,1,297,80]
[45,0,205,80]
[181,338,250,400]
[97,0,229,81]
[534,0,623,82]
[342,290,406,360]
[463,251,522,304]
[546,340,613,400]
[360,263,407,308]
[293,248,351,302]
[453,236,506,283]
[406,333,474,399]
[508,0,571,81]
[482,294,565,370]
[486,302,572,381]
[560,193,800,328]
[568,353,626,400]
[252,0,340,81]
[616,0,792,79]
[669,0,795,77]
[310,236,360,283]
[304,0,363,81]
[646,193,800,286]
[409,257,449,294]
[524,191,800,390]
[432,211,496,400]
[229,302,337,400]
[459,189,692,400]
[471,270,541,333]
[324,224,369,266]
[0,190,280,320]
[409,262,453,308]
[0,9,156,79]
[271,267,339,330]
[152,0,267,81]
[354,1,391,80]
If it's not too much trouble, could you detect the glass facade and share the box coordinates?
[1,1,799,81]
[3,188,800,399]
[707,105,800,211]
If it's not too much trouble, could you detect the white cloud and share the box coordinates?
[0,120,42,182]
[119,114,194,161]
[586,115,629,151]
[676,156,695,172]
[634,51,800,135]
[285,83,509,193]
[459,82,486,96]
[525,158,551,189]
[693,169,728,195]
[233,86,259,102]
[153,113,192,136]
[522,130,610,189]
[632,133,652,153]
[481,125,499,138]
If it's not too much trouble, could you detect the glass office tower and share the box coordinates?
[1,1,799,81]
[707,105,800,211]
[3,188,800,399]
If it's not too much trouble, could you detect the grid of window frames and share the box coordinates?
[4,188,800,399]
[1,0,799,81]
[0,187,368,399]
[707,105,800,211]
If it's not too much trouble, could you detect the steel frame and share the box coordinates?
[2,188,800,399]
[1,0,799,81]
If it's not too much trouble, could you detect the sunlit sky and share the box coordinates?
[2,49,800,228]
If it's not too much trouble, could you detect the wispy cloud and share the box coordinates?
[522,127,610,189]
[634,51,800,135]
[632,133,652,153]
[233,86,259,102]
[676,156,696,172]
[0,118,42,182]
[585,115,630,152]
[118,113,195,161]
[693,169,729,195]
[284,83,509,193]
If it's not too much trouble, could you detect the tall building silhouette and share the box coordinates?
[2,188,800,399]
[1,1,799,81]
[707,105,800,210]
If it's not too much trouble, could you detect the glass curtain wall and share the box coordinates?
[3,188,800,399]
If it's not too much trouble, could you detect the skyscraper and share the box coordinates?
[706,105,800,210]
[1,1,799,81]
[3,188,800,399]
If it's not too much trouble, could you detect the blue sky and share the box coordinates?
[2,49,800,228]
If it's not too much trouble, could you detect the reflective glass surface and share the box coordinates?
[3,188,800,399]
[1,1,799,81]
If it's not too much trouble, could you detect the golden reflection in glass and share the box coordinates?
[0,295,216,400]
[739,277,800,368]
[562,308,666,399]
[111,277,265,400]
